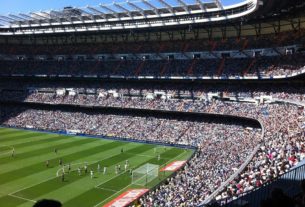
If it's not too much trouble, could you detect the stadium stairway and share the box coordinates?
[187,59,198,76]
[210,41,217,52]
[112,60,124,75]
[242,39,249,51]
[160,60,171,76]
[134,60,145,76]
[216,58,226,76]
[243,58,257,76]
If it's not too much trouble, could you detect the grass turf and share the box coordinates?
[0,127,194,207]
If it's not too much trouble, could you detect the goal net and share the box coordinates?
[132,163,159,186]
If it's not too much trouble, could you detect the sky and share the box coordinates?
[0,0,245,15]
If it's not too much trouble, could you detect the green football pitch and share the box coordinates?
[0,127,194,207]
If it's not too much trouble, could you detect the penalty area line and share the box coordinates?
[95,187,118,192]
[8,193,36,203]
[92,150,188,207]
[124,152,172,160]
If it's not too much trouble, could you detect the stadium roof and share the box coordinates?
[0,0,258,28]
[0,0,250,24]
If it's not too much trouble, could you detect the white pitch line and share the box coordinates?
[94,170,127,189]
[125,152,159,158]
[95,187,118,192]
[92,149,174,189]
[125,152,172,160]
[0,145,14,156]
[8,176,57,196]
[92,150,189,207]
[8,194,36,203]
[9,145,136,196]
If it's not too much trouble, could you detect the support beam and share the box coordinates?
[50,10,69,21]
[87,6,107,19]
[176,0,189,12]
[39,11,59,22]
[40,11,51,17]
[114,3,132,17]
[19,13,37,21]
[87,6,105,15]
[0,17,11,23]
[50,10,75,23]
[100,4,116,14]
[157,0,174,14]
[127,1,146,17]
[0,15,17,22]
[142,0,159,15]
[76,9,96,21]
[196,0,206,11]
[30,12,49,20]
[79,8,93,16]
[290,18,301,32]
[99,4,118,18]
[215,0,224,9]
[8,14,27,21]
[253,22,261,37]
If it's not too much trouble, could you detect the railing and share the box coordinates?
[219,160,305,207]
[1,66,305,80]
[199,119,265,206]
[204,98,305,207]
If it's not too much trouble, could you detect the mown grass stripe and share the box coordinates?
[0,128,27,135]
[13,143,154,207]
[0,132,46,142]
[98,148,180,190]
[62,188,114,207]
[0,138,106,175]
[0,127,194,207]
[0,137,98,165]
[0,133,58,146]
[0,145,11,151]
[0,129,44,137]
[12,144,153,201]
[1,135,66,150]
[64,148,181,207]
[0,141,127,186]
[0,130,33,138]
[0,195,25,207]
[0,131,23,137]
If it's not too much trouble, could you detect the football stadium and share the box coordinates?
[0,0,304,206]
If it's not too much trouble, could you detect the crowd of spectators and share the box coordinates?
[0,81,304,109]
[140,101,304,206]
[0,83,304,206]
[0,105,262,206]
[1,30,304,55]
[0,52,304,78]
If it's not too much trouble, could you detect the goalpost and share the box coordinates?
[132,163,159,186]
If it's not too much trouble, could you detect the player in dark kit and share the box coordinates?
[61,173,65,182]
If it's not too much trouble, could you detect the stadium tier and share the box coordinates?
[1,53,305,78]
[0,0,305,207]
